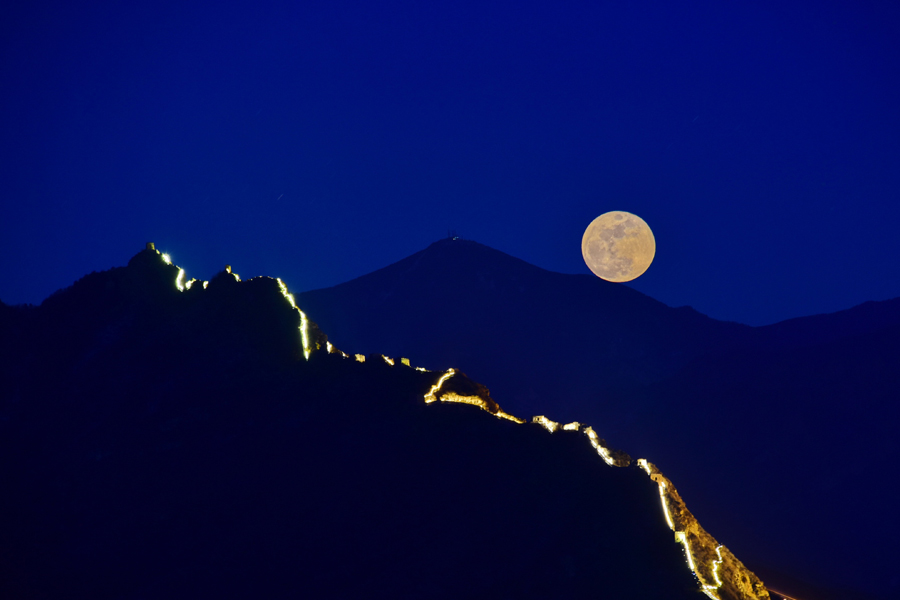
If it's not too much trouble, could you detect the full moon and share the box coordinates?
[581,211,656,282]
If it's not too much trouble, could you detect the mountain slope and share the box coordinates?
[296,238,899,600]
[0,247,767,600]
[297,238,751,427]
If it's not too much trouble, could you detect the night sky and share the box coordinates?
[2,0,899,325]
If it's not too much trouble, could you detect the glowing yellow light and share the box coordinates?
[415,367,428,372]
[382,356,395,366]
[655,479,676,530]
[675,531,699,575]
[710,545,725,588]
[276,279,298,309]
[424,369,455,404]
[355,354,366,363]
[159,252,190,294]
[299,310,310,360]
[341,351,349,358]
[495,411,526,424]
[401,358,410,367]
[533,415,560,433]
[438,393,526,423]
[202,281,208,289]
[674,533,722,600]
[562,422,581,431]
[440,392,489,408]
[185,278,197,290]
[583,426,617,466]
[275,278,310,360]
[636,462,732,599]
[641,467,678,547]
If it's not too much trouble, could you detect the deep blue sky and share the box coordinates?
[2,0,899,325]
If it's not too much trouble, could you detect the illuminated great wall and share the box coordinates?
[155,247,771,600]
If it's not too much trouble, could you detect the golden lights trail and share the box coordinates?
[532,416,583,434]
[156,250,209,291]
[151,247,763,600]
[423,369,525,423]
[424,369,456,404]
[153,250,315,360]
[153,248,434,370]
[533,415,560,433]
[418,365,744,600]
[710,545,725,590]
[584,426,617,466]
[274,278,313,360]
[326,342,350,359]
[636,459,728,600]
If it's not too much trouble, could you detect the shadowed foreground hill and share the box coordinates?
[0,248,767,599]
[296,238,899,600]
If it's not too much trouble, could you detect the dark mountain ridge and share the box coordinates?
[296,237,899,600]
[0,246,769,599]
[297,238,752,425]
[754,295,900,350]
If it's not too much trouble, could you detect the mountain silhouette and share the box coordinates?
[0,246,771,599]
[297,238,899,600]
[296,238,752,424]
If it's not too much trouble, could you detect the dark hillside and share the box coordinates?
[0,248,729,599]
[295,238,900,600]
